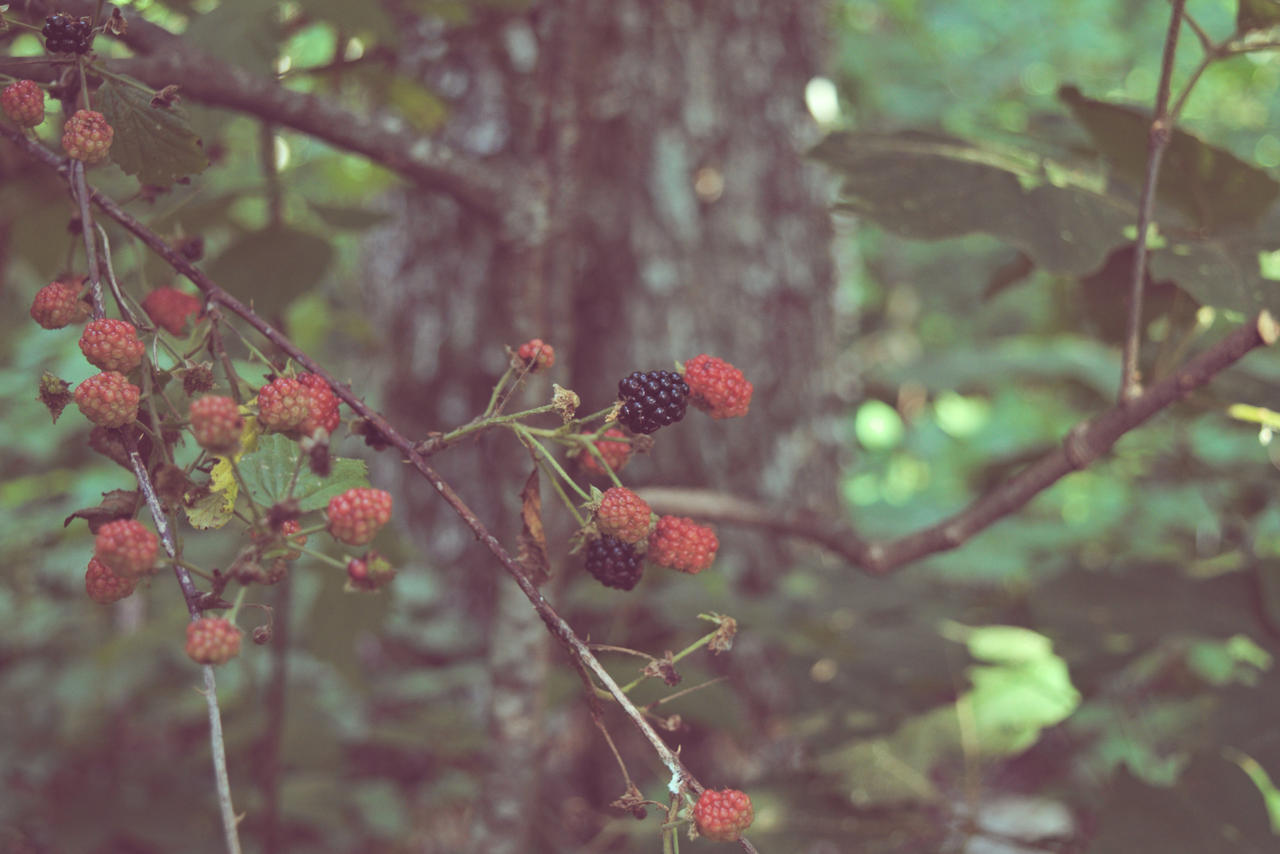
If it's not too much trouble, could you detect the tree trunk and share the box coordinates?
[362,1,838,849]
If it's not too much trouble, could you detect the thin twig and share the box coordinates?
[1119,0,1186,402]
[125,436,242,854]
[70,161,104,317]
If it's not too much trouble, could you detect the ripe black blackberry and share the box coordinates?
[616,369,690,435]
[43,13,95,55]
[584,535,644,590]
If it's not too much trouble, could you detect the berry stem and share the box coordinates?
[616,628,720,694]
[512,423,589,501]
[226,457,263,526]
[437,401,558,448]
[283,442,306,500]
[481,364,519,417]
[93,223,144,327]
[69,161,105,318]
[205,308,247,405]
[578,439,627,489]
[291,543,349,570]
[77,59,90,111]
[224,585,248,624]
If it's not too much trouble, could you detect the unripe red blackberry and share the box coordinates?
[29,281,89,329]
[2,80,45,127]
[647,516,718,574]
[692,789,754,842]
[185,617,242,666]
[62,109,113,164]
[584,535,644,590]
[74,371,140,427]
[596,487,652,544]
[616,369,690,434]
[43,12,95,55]
[515,338,555,372]
[141,286,202,335]
[256,377,310,434]
[189,395,243,454]
[85,557,137,604]
[93,519,159,579]
[326,487,393,546]
[296,372,341,436]
[682,354,753,419]
[79,318,145,373]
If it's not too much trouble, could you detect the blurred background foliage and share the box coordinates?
[4,0,1280,852]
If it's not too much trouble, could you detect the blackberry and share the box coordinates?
[584,535,644,590]
[616,369,690,435]
[43,13,95,55]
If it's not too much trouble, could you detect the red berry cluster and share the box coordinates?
[682,354,753,419]
[327,488,393,546]
[647,515,719,575]
[2,80,45,128]
[74,371,141,428]
[94,519,159,579]
[185,617,242,666]
[190,395,244,454]
[692,789,754,842]
[80,318,145,373]
[257,374,342,437]
[62,109,114,164]
[85,557,137,604]
[29,281,88,329]
[516,338,555,372]
[596,487,652,544]
[142,286,202,335]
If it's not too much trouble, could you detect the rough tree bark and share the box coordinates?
[361,1,840,850]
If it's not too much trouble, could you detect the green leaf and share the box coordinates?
[960,624,1055,664]
[812,130,1132,277]
[1238,0,1280,33]
[206,225,334,317]
[1059,85,1280,231]
[237,434,368,512]
[814,129,1280,314]
[94,78,209,187]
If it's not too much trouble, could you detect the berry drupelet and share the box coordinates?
[584,535,644,590]
[616,369,690,435]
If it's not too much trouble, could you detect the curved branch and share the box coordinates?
[5,0,542,230]
[641,310,1278,575]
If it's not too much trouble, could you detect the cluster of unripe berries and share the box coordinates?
[28,280,204,429]
[30,279,396,664]
[584,487,719,590]
[508,339,751,591]
[3,75,115,164]
[534,345,750,590]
